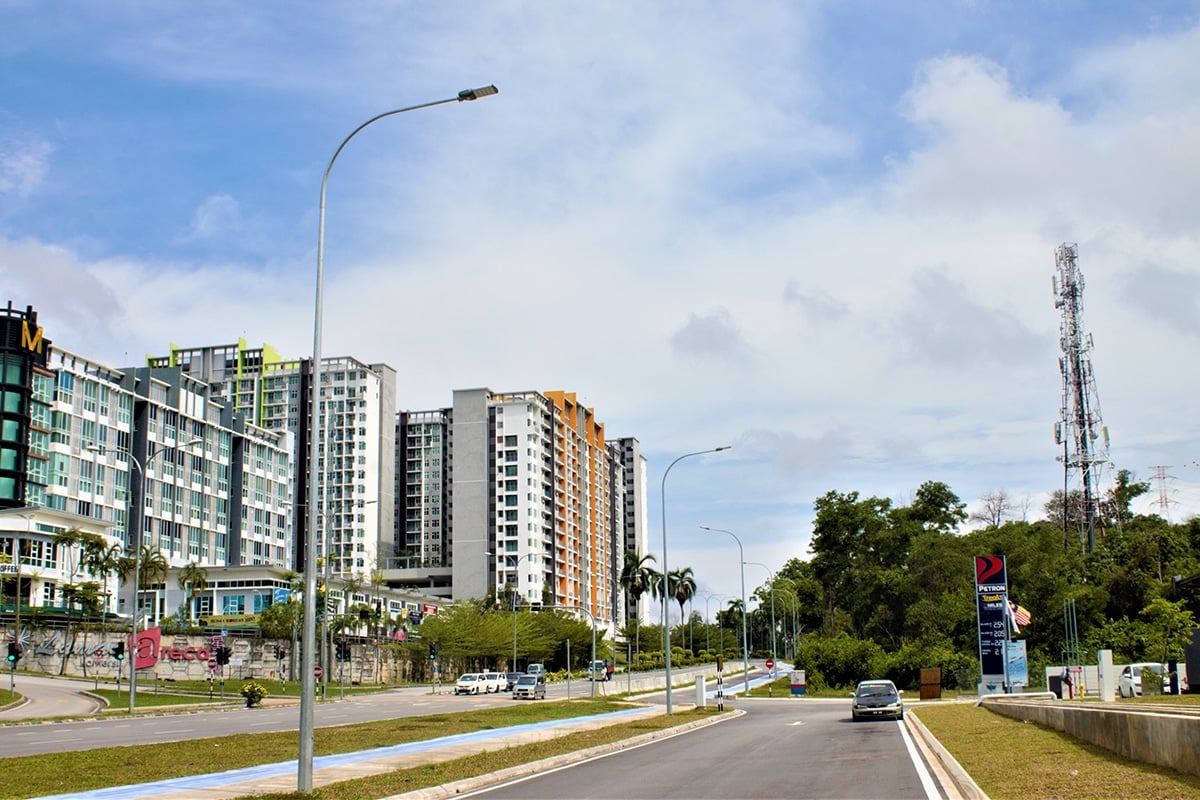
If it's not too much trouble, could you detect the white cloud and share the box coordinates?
[182,194,241,241]
[0,127,52,198]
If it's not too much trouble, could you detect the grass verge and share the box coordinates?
[90,688,231,709]
[0,699,672,798]
[914,702,1200,799]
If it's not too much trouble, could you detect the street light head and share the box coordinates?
[458,84,499,101]
[714,446,731,452]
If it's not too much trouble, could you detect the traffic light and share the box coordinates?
[428,642,438,660]
[216,646,231,666]
[112,641,125,661]
[335,641,350,662]
[6,642,20,665]
[274,647,285,660]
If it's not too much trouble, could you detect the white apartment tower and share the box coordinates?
[609,437,650,624]
[147,341,396,580]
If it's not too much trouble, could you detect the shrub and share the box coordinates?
[240,681,268,707]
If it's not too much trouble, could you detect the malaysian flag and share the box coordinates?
[1008,600,1032,631]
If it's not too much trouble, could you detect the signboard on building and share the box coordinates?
[200,614,260,628]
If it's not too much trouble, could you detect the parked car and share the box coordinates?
[588,659,609,681]
[481,672,505,693]
[850,679,904,721]
[513,674,546,700]
[1118,663,1189,697]
[454,673,485,695]
[504,672,522,691]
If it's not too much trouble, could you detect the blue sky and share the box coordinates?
[4,2,1200,614]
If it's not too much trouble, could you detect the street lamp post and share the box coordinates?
[547,605,597,698]
[299,85,498,793]
[699,592,724,655]
[660,446,729,714]
[508,551,540,670]
[90,438,202,713]
[745,561,777,674]
[699,526,749,699]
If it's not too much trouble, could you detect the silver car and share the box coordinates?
[513,674,546,700]
[851,679,904,721]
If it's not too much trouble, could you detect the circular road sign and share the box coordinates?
[765,658,775,670]
[314,666,324,678]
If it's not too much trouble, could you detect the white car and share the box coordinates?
[481,672,505,693]
[454,673,485,695]
[1118,663,1188,697]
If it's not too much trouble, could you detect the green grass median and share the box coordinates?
[915,701,1200,799]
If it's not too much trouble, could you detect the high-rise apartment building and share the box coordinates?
[389,388,647,634]
[609,436,649,624]
[1,303,294,622]
[394,410,451,590]
[148,341,396,579]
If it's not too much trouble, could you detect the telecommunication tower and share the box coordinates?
[1053,243,1110,553]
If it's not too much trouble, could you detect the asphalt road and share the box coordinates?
[466,700,944,800]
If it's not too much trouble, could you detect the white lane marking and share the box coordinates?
[897,718,942,799]
[789,720,805,726]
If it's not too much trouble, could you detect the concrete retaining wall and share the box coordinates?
[591,664,724,696]
[981,697,1200,777]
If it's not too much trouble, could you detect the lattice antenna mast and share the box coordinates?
[1053,243,1110,553]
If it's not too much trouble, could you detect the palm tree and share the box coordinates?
[116,543,168,629]
[52,527,87,588]
[56,530,107,676]
[670,566,696,652]
[177,561,209,623]
[618,551,657,667]
[87,543,122,613]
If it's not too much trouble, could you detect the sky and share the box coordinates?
[4,1,1200,617]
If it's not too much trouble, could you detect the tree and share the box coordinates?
[1140,597,1195,665]
[177,561,209,623]
[1103,469,1152,529]
[137,543,169,589]
[670,567,696,649]
[619,551,657,667]
[970,489,1020,528]
[52,527,87,586]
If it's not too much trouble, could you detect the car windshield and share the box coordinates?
[459,675,476,681]
[857,684,896,698]
[516,676,536,684]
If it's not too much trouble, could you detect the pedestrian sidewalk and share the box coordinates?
[33,704,730,800]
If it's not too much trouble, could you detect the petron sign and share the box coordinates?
[974,555,1010,692]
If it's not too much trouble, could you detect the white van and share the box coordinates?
[588,660,609,681]
[526,663,546,678]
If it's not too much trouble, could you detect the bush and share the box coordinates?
[796,634,883,688]
[240,681,268,707]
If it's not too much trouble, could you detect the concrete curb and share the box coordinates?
[908,709,989,800]
[381,708,747,800]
